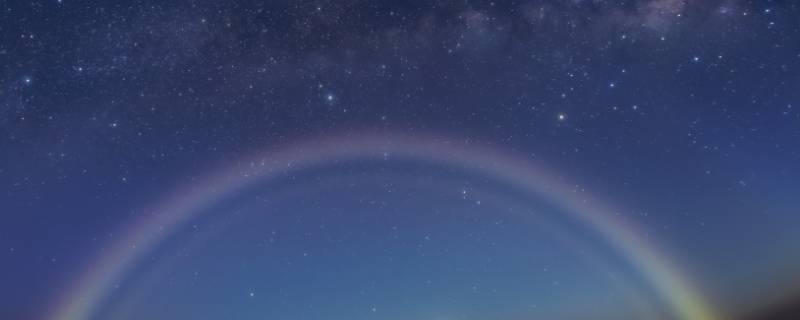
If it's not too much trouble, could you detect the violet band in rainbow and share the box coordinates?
[48,133,719,320]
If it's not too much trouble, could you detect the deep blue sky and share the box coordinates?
[1,1,799,319]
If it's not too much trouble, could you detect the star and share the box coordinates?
[2,2,797,319]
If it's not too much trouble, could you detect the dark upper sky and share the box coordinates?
[1,1,799,319]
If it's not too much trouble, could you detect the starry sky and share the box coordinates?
[2,0,800,319]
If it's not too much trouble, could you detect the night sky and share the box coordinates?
[2,1,800,319]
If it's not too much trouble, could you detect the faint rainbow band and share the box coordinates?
[48,133,719,320]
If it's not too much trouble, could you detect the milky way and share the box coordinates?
[2,1,800,319]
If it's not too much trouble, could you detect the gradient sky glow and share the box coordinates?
[2,1,800,319]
